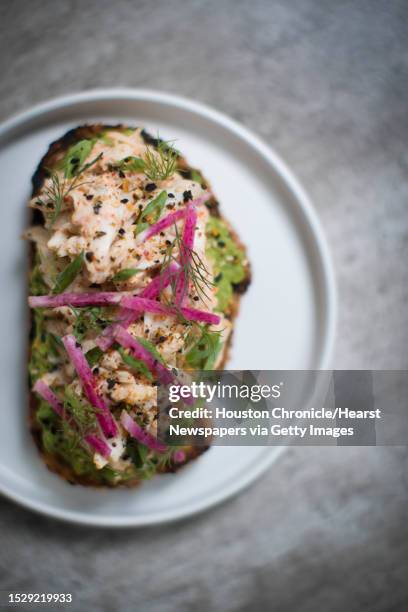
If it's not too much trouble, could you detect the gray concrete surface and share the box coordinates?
[0,1,407,610]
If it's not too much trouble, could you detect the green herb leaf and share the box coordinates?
[115,156,145,173]
[52,252,84,294]
[71,306,114,342]
[85,346,104,367]
[63,139,96,178]
[118,347,153,381]
[140,190,167,223]
[112,268,143,282]
[125,438,157,475]
[185,326,222,370]
[190,168,206,186]
[135,191,167,235]
[134,222,149,236]
[136,337,167,365]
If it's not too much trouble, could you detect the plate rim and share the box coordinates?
[0,88,337,527]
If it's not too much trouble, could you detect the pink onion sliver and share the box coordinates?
[175,203,198,304]
[84,434,111,459]
[29,292,121,309]
[139,208,186,242]
[95,262,180,351]
[62,335,118,438]
[139,193,210,242]
[173,450,186,463]
[113,326,175,386]
[33,380,111,458]
[33,379,64,418]
[180,305,220,325]
[121,296,220,325]
[120,410,167,453]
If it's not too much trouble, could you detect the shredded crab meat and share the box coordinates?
[32,134,206,285]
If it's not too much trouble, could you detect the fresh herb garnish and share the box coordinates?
[185,325,222,370]
[114,138,178,181]
[161,224,215,305]
[71,306,114,342]
[85,346,104,367]
[134,190,167,235]
[62,139,96,178]
[112,268,143,282]
[118,347,153,381]
[52,251,84,294]
[143,138,178,181]
[126,437,149,468]
[36,150,102,225]
[62,386,99,448]
[136,337,167,365]
[115,156,145,173]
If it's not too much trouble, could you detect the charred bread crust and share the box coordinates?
[28,125,250,486]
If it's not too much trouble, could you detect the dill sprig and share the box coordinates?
[70,306,114,342]
[143,138,178,181]
[161,224,215,306]
[157,224,223,369]
[36,153,102,225]
[61,387,99,450]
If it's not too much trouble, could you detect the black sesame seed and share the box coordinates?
[86,194,94,201]
[121,198,129,203]
[168,193,175,198]
[118,228,125,236]
[86,252,94,262]
[145,182,156,192]
[107,379,116,390]
[70,157,79,164]
[183,190,193,202]
[193,296,199,302]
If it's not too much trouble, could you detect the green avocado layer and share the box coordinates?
[205,217,247,314]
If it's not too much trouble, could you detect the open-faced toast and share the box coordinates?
[27,125,250,486]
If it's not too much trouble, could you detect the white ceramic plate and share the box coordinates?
[0,89,336,526]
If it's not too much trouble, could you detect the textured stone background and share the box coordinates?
[0,1,407,610]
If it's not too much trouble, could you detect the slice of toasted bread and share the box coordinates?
[28,125,250,486]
